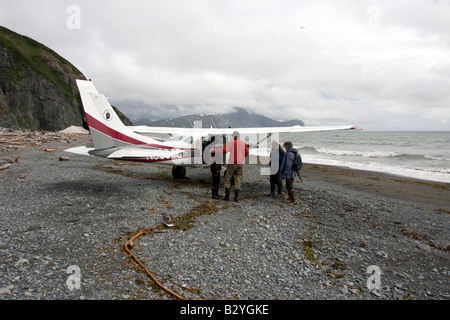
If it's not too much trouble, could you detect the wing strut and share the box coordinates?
[249,132,272,149]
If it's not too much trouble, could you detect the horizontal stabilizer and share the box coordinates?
[65,146,95,156]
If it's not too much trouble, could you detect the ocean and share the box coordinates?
[278,131,450,183]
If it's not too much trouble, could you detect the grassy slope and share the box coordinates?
[0,26,134,128]
[0,25,84,101]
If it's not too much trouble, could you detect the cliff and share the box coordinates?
[0,26,133,131]
[0,26,89,131]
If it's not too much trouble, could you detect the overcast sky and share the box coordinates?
[1,0,449,130]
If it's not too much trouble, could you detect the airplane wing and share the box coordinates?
[202,125,361,135]
[130,124,361,136]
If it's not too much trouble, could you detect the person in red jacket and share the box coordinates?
[213,131,249,202]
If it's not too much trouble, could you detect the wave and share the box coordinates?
[302,147,450,161]
[424,155,450,162]
[288,132,450,183]
[314,147,399,158]
[302,156,450,183]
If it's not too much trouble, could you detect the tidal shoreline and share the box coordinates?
[0,133,448,300]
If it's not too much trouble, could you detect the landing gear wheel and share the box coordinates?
[172,166,187,179]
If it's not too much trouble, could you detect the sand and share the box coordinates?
[301,163,450,208]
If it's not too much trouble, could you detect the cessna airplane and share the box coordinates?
[67,79,361,179]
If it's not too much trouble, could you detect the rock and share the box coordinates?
[0,287,11,295]
[59,126,89,134]
[371,290,382,297]
[417,243,431,252]
[342,285,349,294]
[15,259,28,265]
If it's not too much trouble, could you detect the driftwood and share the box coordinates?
[0,154,20,171]
[0,127,91,171]
[0,127,89,151]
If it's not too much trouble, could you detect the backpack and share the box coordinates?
[292,151,302,172]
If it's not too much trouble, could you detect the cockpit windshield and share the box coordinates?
[167,135,193,144]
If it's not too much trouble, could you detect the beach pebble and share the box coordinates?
[0,136,448,301]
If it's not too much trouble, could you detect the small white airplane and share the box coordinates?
[67,79,361,179]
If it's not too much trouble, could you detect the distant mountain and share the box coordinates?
[132,107,304,128]
[0,26,132,131]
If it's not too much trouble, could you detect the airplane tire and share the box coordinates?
[172,166,186,179]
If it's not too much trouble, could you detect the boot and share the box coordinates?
[268,182,275,197]
[288,190,297,204]
[212,186,221,199]
[224,188,230,201]
[276,183,283,198]
[234,189,240,202]
[215,186,221,198]
[284,190,294,203]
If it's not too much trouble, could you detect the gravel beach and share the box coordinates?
[0,131,449,301]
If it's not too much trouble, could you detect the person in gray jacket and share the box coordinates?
[280,141,298,204]
[269,140,285,197]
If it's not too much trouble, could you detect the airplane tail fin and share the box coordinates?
[76,79,162,151]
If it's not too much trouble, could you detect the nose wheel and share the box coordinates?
[172,166,187,179]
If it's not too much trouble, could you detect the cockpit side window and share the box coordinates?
[182,136,193,144]
[168,135,186,142]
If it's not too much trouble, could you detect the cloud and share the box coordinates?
[1,0,449,130]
